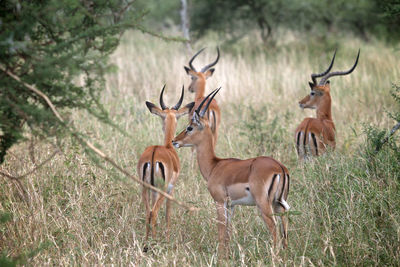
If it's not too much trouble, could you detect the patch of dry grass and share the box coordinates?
[1,30,399,265]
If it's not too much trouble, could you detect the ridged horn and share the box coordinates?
[200,47,220,73]
[172,85,185,110]
[319,49,360,85]
[195,88,218,115]
[199,87,221,117]
[159,84,167,110]
[311,49,337,85]
[188,48,205,72]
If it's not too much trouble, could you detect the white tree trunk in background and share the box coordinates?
[180,0,191,52]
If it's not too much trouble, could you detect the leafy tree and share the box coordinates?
[0,0,146,164]
[189,0,397,43]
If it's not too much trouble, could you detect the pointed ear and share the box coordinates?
[176,102,195,119]
[204,68,215,79]
[309,82,314,90]
[145,101,165,117]
[184,66,197,77]
[325,80,331,90]
[184,66,191,74]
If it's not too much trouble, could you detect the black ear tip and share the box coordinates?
[145,101,155,110]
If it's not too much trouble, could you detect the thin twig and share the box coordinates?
[0,149,60,180]
[0,65,199,212]
[375,121,400,152]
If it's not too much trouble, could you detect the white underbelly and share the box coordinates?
[231,190,256,206]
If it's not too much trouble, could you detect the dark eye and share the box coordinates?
[186,126,193,132]
[310,91,315,96]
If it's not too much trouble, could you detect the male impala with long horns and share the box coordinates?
[184,48,221,147]
[173,89,290,256]
[295,49,360,160]
[137,85,194,241]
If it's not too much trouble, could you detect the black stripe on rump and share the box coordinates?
[158,162,166,181]
[142,162,149,180]
[268,174,277,198]
[311,133,318,156]
[150,148,156,186]
[296,132,301,152]
[279,172,286,201]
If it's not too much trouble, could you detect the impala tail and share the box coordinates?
[268,172,290,211]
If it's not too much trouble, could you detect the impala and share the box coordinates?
[184,47,221,147]
[295,49,360,160]
[173,89,290,256]
[137,85,194,241]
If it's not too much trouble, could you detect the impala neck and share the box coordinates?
[316,93,333,121]
[194,76,206,101]
[163,115,176,148]
[195,129,218,181]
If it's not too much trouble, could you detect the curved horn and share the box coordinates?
[199,87,221,117]
[195,88,218,115]
[159,84,168,110]
[319,49,360,85]
[188,48,205,72]
[172,85,185,110]
[311,49,337,85]
[200,47,220,73]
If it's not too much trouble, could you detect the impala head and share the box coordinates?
[146,85,195,132]
[184,47,220,93]
[299,49,360,110]
[173,87,221,148]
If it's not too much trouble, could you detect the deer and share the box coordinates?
[173,88,290,257]
[184,47,221,148]
[295,49,360,160]
[137,85,194,241]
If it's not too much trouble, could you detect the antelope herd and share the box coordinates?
[137,48,359,256]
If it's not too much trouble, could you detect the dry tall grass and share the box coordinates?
[1,30,399,265]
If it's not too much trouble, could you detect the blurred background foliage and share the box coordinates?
[137,0,400,43]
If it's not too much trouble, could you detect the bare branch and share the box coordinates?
[0,65,199,212]
[0,149,60,180]
[375,121,400,152]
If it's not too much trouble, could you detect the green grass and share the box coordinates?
[0,30,399,265]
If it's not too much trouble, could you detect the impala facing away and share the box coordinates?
[184,48,221,147]
[137,85,194,241]
[173,89,290,256]
[295,49,360,160]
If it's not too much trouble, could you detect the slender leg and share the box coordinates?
[274,204,289,248]
[216,202,228,258]
[225,202,234,245]
[281,215,288,248]
[255,198,277,248]
[150,195,165,238]
[165,188,174,241]
[142,188,151,240]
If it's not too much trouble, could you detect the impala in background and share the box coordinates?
[295,49,360,160]
[184,48,221,147]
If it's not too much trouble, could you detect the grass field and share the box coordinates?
[1,30,399,266]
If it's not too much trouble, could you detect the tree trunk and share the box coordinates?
[180,0,191,52]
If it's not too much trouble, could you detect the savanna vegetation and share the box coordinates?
[1,0,399,266]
